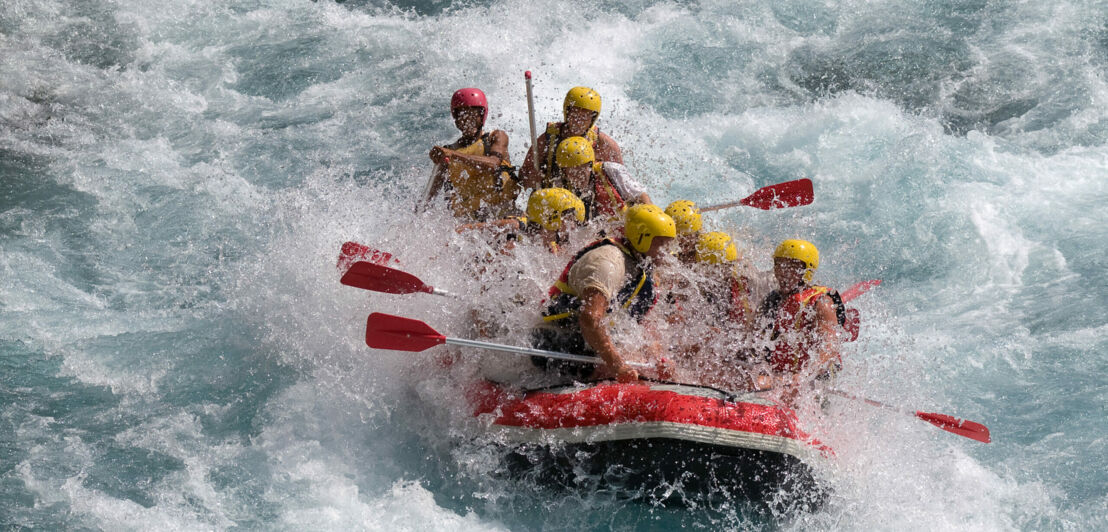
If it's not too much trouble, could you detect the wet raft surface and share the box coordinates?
[473,381,830,509]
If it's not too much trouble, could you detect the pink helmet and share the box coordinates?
[450,88,488,126]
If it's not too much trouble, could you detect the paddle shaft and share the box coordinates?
[445,336,650,368]
[700,199,749,213]
[525,71,537,152]
[829,389,907,414]
[828,389,991,443]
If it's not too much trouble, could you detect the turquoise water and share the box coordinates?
[2,0,1106,529]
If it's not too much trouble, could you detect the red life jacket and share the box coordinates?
[585,162,626,219]
[724,274,751,325]
[764,286,842,373]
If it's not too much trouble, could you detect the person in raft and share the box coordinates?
[753,239,850,391]
[546,136,651,221]
[455,187,586,255]
[519,86,623,190]
[664,200,704,263]
[531,204,677,382]
[661,201,756,330]
[420,88,520,222]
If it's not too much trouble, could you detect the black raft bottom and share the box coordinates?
[497,437,829,511]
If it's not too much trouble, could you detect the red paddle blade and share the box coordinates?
[340,262,433,295]
[365,313,446,352]
[739,178,814,210]
[841,279,882,303]
[916,411,992,443]
[337,241,395,271]
[842,308,860,342]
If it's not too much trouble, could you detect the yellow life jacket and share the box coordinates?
[540,122,600,189]
[444,132,520,222]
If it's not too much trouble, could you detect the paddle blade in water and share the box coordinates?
[338,241,395,271]
[739,178,814,210]
[916,411,992,443]
[843,308,860,342]
[365,313,446,352]
[341,262,432,294]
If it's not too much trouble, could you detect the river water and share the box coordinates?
[2,0,1106,529]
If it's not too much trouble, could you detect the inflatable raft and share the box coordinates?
[469,380,831,506]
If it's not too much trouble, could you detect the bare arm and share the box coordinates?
[578,289,638,382]
[486,130,510,162]
[519,133,547,189]
[432,147,503,171]
[813,296,842,374]
[595,131,623,164]
[455,217,523,234]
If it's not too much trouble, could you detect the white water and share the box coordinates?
[2,0,1106,529]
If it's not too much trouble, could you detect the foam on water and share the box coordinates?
[2,0,1107,529]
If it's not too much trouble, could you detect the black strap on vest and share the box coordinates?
[761,289,847,328]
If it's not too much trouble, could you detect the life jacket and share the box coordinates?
[582,162,627,219]
[443,132,520,221]
[728,273,754,325]
[541,238,656,324]
[540,122,600,188]
[692,269,747,327]
[761,286,848,373]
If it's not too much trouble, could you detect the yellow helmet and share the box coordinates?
[696,232,738,264]
[555,136,595,168]
[664,200,702,235]
[526,188,586,232]
[773,239,819,281]
[624,204,677,253]
[563,86,602,118]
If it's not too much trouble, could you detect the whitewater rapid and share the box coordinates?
[2,0,1106,530]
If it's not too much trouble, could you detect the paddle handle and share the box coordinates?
[417,156,451,213]
[444,337,650,368]
[525,71,537,157]
[430,288,452,297]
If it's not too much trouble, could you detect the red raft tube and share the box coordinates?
[469,379,832,508]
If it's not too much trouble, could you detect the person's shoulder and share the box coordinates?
[601,161,627,173]
[814,291,838,309]
[597,129,619,144]
[581,241,622,257]
[576,242,625,267]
